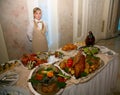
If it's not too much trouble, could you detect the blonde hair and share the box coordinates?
[33,7,41,14]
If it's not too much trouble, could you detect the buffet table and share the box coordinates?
[0,46,119,95]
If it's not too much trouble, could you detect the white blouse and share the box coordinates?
[27,19,43,41]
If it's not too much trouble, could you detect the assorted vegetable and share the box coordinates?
[82,46,100,55]
[21,51,64,69]
[29,64,70,94]
[20,53,48,69]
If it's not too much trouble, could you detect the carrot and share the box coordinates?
[47,71,54,77]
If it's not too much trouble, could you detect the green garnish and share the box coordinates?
[57,73,71,79]
[87,61,93,66]
[29,76,40,84]
[64,68,69,73]
[57,81,66,88]
[80,72,87,77]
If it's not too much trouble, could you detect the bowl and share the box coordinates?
[28,64,69,95]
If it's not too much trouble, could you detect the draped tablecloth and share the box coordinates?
[13,46,119,95]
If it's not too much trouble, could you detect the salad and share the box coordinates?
[28,64,70,95]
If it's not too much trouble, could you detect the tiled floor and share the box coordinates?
[96,35,120,95]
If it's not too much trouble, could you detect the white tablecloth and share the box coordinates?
[13,47,119,95]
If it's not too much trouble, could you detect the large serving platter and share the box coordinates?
[0,60,19,74]
[28,67,40,95]
[28,63,70,95]
[55,58,104,84]
[69,59,104,84]
[20,51,65,70]
[55,45,106,84]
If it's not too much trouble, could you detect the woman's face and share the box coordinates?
[34,10,42,20]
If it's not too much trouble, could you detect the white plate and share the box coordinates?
[28,66,40,95]
[57,58,104,84]
[0,86,31,95]
[28,64,70,95]
[47,55,60,64]
[0,60,20,74]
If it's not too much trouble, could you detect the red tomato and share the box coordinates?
[66,62,73,67]
[67,58,73,63]
[35,73,43,80]
[66,58,73,67]
[21,57,29,66]
[57,77,66,82]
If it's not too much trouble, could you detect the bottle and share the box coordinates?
[85,31,95,46]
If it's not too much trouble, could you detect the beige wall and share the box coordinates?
[0,0,30,60]
[58,0,73,47]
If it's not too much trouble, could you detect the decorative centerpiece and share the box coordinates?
[28,64,70,95]
[85,31,95,46]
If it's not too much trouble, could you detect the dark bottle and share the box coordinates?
[85,31,95,46]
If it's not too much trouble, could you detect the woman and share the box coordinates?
[27,7,48,53]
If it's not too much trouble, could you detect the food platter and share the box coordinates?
[61,43,77,51]
[57,43,78,56]
[56,49,105,83]
[79,46,100,55]
[70,59,104,83]
[28,64,70,95]
[0,60,20,87]
[0,60,19,74]
[56,59,104,84]
[20,51,65,70]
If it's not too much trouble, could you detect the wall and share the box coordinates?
[0,0,30,60]
[0,24,9,63]
[58,0,73,47]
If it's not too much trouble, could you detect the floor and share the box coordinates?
[96,35,120,95]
